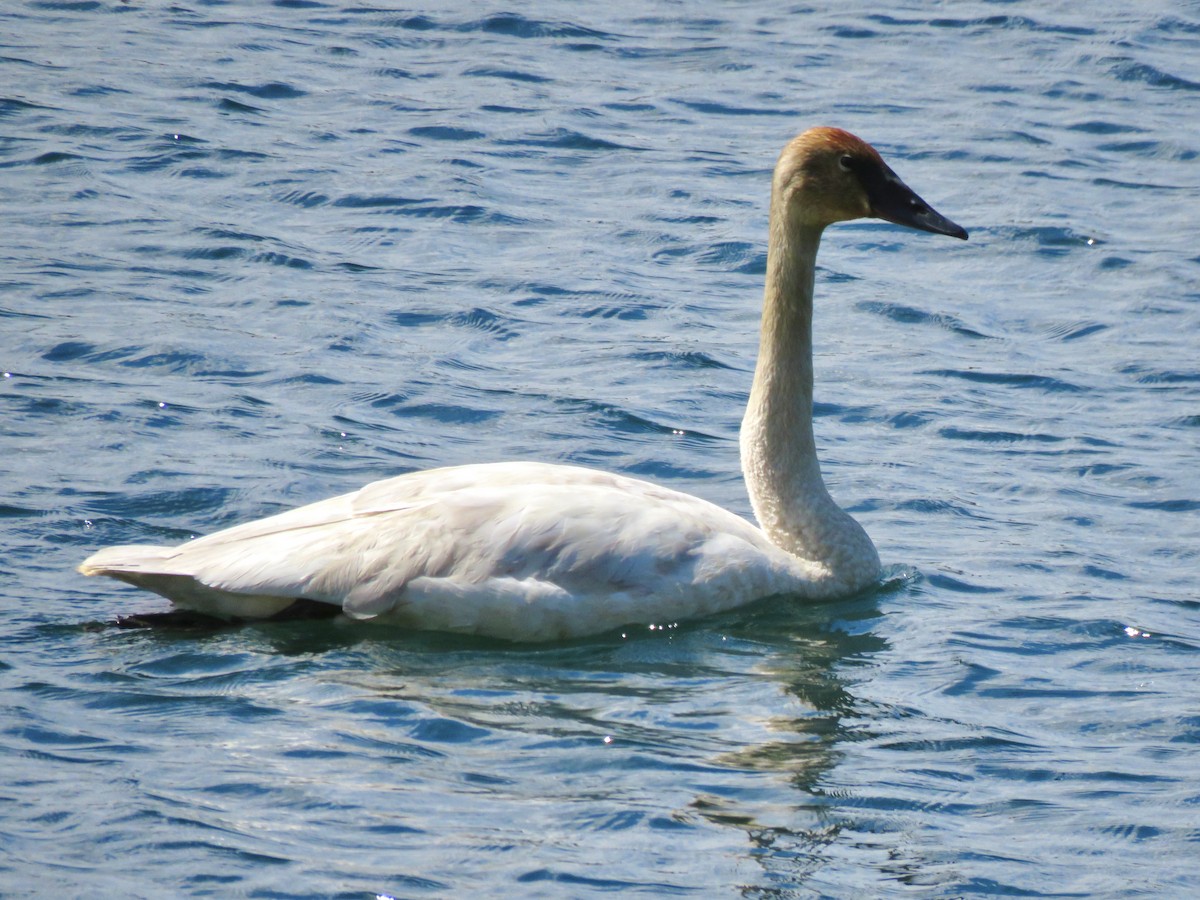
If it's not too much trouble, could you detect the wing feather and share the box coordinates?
[81,461,810,637]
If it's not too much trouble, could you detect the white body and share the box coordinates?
[81,462,847,641]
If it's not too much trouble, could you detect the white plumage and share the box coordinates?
[83,463,814,641]
[80,127,967,641]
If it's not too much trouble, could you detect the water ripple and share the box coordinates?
[3,1,1198,897]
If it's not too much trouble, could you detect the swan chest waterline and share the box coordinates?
[79,127,968,641]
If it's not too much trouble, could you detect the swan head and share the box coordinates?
[774,127,968,240]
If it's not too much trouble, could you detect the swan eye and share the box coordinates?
[838,154,855,172]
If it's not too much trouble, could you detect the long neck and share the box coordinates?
[739,210,879,587]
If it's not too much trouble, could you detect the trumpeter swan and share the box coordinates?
[80,127,967,640]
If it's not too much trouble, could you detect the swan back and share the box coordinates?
[82,462,820,641]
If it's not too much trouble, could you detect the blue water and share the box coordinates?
[3,1,1198,896]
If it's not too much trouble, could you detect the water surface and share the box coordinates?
[2,1,1198,896]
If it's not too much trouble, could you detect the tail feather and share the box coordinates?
[79,544,306,620]
[78,544,180,577]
